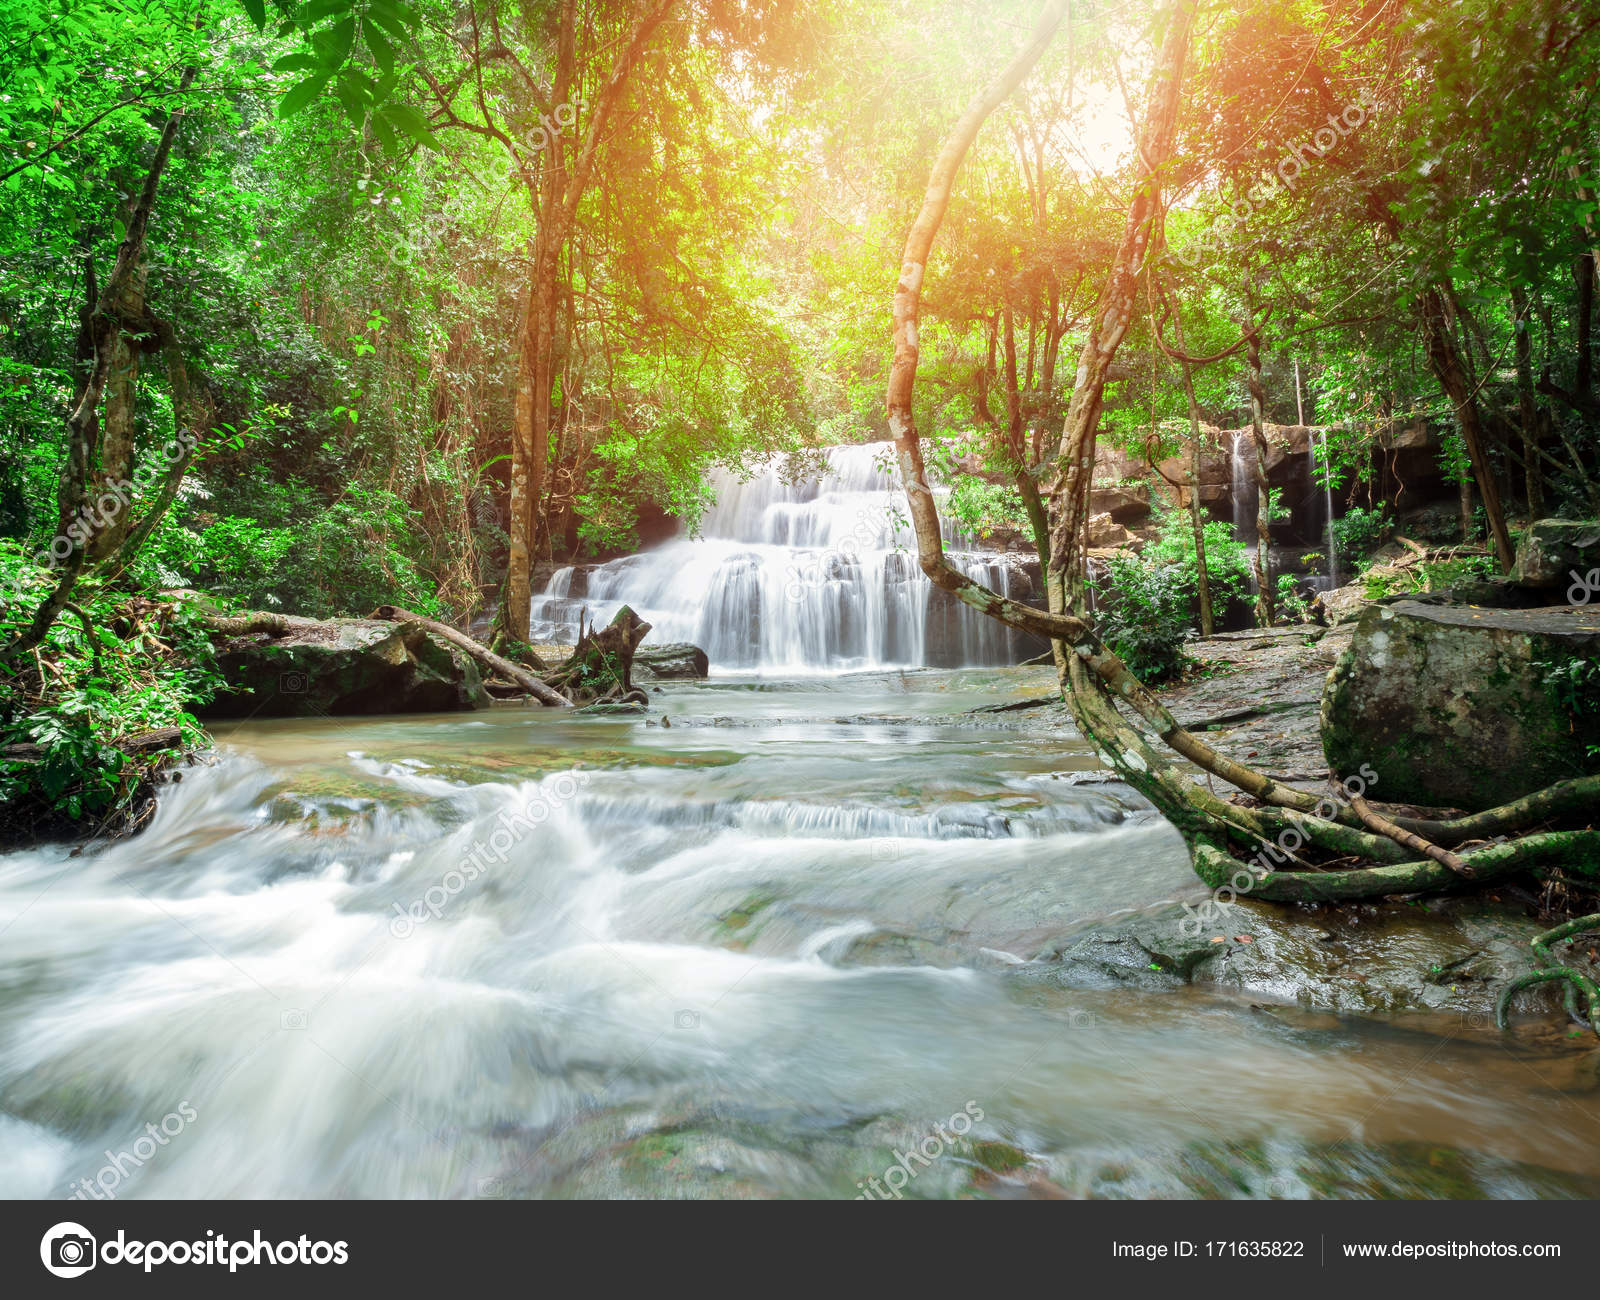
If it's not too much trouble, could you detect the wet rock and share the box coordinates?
[1085,512,1135,549]
[632,642,710,680]
[1311,578,1372,625]
[1321,600,1600,808]
[198,616,490,718]
[1030,896,1557,1021]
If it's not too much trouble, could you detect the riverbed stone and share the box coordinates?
[198,615,491,717]
[1320,600,1600,809]
[1029,895,1563,1022]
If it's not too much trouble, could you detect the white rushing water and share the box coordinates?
[529,442,1038,671]
[4,677,1598,1199]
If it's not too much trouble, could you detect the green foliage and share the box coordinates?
[1535,653,1600,764]
[1090,551,1193,684]
[1142,507,1256,614]
[1362,553,1493,599]
[0,542,221,830]
[1330,506,1389,560]
[1275,574,1311,623]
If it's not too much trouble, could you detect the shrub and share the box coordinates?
[1091,552,1193,683]
[1329,505,1388,560]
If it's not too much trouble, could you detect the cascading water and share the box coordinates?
[529,443,1039,672]
[1311,429,1339,589]
[1230,431,1257,545]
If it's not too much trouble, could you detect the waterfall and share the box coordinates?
[1311,429,1339,588]
[1230,431,1257,544]
[528,443,1039,672]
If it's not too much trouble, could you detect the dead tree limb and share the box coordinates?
[371,605,570,707]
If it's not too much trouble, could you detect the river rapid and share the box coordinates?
[3,668,1598,1200]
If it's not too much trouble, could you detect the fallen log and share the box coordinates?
[370,605,570,708]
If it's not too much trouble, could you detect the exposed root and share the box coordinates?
[1385,776,1600,847]
[1496,914,1600,1034]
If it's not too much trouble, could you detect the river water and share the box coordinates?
[3,669,1598,1200]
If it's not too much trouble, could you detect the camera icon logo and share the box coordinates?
[279,671,310,694]
[674,1010,700,1030]
[40,1222,97,1278]
[280,1008,309,1030]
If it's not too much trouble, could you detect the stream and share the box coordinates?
[3,668,1599,1200]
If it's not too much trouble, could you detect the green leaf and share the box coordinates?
[369,109,398,153]
[278,73,334,118]
[334,73,367,125]
[364,23,395,76]
[364,2,411,44]
[272,53,320,73]
[381,103,439,149]
[241,0,268,29]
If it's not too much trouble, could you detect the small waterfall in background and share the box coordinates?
[1311,429,1339,589]
[528,442,1040,672]
[1230,431,1257,545]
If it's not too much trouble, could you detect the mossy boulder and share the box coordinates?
[1321,600,1600,809]
[198,615,491,718]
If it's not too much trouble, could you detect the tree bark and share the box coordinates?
[1509,282,1545,517]
[1245,327,1273,625]
[371,605,570,707]
[1002,304,1051,566]
[503,0,674,642]
[2,67,196,665]
[88,251,148,562]
[1419,285,1515,571]
[1045,2,1195,617]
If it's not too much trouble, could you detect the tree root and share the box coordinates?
[1194,830,1600,903]
[1385,776,1600,847]
[1495,914,1600,1034]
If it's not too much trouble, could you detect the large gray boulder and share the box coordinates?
[1321,600,1600,809]
[199,616,492,717]
[632,642,709,680]
[1514,517,1600,594]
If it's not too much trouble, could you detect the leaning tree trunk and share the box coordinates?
[1,66,197,665]
[371,605,570,707]
[1002,305,1051,567]
[1420,285,1515,571]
